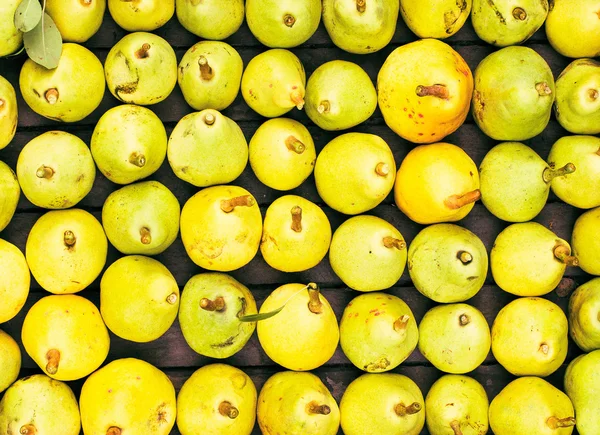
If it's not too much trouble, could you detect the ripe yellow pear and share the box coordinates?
[0,0,23,56]
[400,0,472,39]
[568,278,600,352]
[46,0,106,42]
[176,0,244,40]
[572,207,600,275]
[0,238,29,323]
[0,75,18,150]
[564,350,600,435]
[0,330,20,393]
[0,161,19,231]
[108,0,174,31]
[545,0,600,58]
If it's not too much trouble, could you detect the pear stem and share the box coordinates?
[383,236,406,250]
[394,402,422,417]
[553,244,579,267]
[81,0,92,5]
[166,293,178,305]
[219,401,239,419]
[543,163,576,183]
[45,349,60,375]
[283,13,296,27]
[307,283,322,314]
[0,99,4,110]
[393,314,410,331]
[200,297,226,312]
[450,420,464,435]
[317,100,330,114]
[356,0,366,13]
[459,314,470,326]
[203,112,216,126]
[307,401,331,415]
[128,152,146,167]
[291,90,304,110]
[221,195,255,213]
[36,165,54,179]
[135,43,151,59]
[198,56,214,81]
[416,84,449,99]
[140,227,152,245]
[547,416,576,429]
[444,190,481,209]
[64,230,76,247]
[540,343,550,354]
[512,7,527,20]
[375,162,390,177]
[285,136,305,154]
[596,147,600,157]
[589,89,599,101]
[45,88,59,104]
[20,424,36,435]
[457,251,473,264]
[106,427,122,435]
[536,82,553,96]
[291,206,302,233]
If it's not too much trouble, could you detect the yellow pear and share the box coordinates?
[108,0,174,31]
[0,161,20,232]
[545,0,600,58]
[0,330,20,393]
[0,75,18,150]
[400,0,472,39]
[572,207,600,275]
[175,0,244,40]
[564,350,600,435]
[46,0,106,42]
[0,0,23,57]
[568,278,600,352]
[0,238,29,323]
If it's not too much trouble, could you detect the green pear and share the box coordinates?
[246,0,321,48]
[178,273,257,358]
[480,142,575,222]
[21,294,110,381]
[568,278,600,352]
[241,49,306,118]
[108,0,174,31]
[177,364,257,435]
[425,375,489,435]
[168,109,248,187]
[305,60,377,131]
[490,377,576,435]
[102,181,180,255]
[176,0,244,40]
[491,297,568,376]
[0,0,23,56]
[548,135,600,209]
[0,160,20,232]
[572,207,600,275]
[471,0,549,46]
[401,0,472,39]
[329,215,407,291]
[555,59,600,134]
[260,195,332,272]
[258,371,340,435]
[20,43,105,122]
[408,223,488,303]
[105,32,177,105]
[180,185,262,271]
[248,117,316,191]
[340,293,418,372]
[0,330,20,393]
[17,131,96,209]
[564,350,600,435]
[545,0,600,58]
[0,374,81,435]
[26,209,108,294]
[472,46,555,140]
[46,0,106,42]
[0,75,18,150]
[322,0,399,54]
[91,104,167,185]
[491,222,579,296]
[100,255,180,343]
[257,283,339,371]
[315,132,395,215]
[0,238,29,323]
[340,373,425,435]
[418,304,491,374]
[80,358,176,435]
[178,41,243,111]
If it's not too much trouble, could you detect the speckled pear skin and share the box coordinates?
[564,350,600,435]
[401,0,472,39]
[176,0,244,40]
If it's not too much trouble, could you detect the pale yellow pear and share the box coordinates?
[401,0,472,39]
[568,278,600,352]
[572,207,600,275]
[46,0,106,42]
[108,0,174,31]
[0,161,19,232]
[564,350,600,435]
[0,76,18,150]
[545,0,600,58]
[0,238,29,323]
[0,0,23,56]
[176,0,244,40]
[0,330,20,393]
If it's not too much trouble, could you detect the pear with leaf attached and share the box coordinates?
[176,0,244,40]
[46,0,106,42]
[0,75,18,150]
[108,0,173,31]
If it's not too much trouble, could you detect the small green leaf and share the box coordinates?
[14,0,43,33]
[23,13,63,69]
[239,306,285,323]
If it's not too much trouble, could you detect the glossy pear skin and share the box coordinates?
[545,0,600,58]
[176,0,244,40]
[0,160,20,232]
[572,207,600,275]
[0,75,18,150]
[401,0,472,39]
[0,238,30,323]
[108,0,174,31]
[46,0,106,42]
[568,278,600,352]
[564,350,600,435]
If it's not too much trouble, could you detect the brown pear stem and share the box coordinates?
[553,244,579,267]
[221,195,255,213]
[444,190,481,209]
[356,0,366,12]
[512,7,527,20]
[317,100,330,114]
[45,88,59,104]
[203,112,216,125]
[383,236,406,250]
[166,293,178,305]
[81,0,92,5]
[450,420,464,435]
[135,43,151,59]
[393,314,410,331]
[200,297,226,312]
[589,89,599,101]
[459,314,470,326]
[543,163,576,183]
[596,147,600,156]
[291,90,304,110]
[457,251,473,264]
[307,401,331,415]
[36,165,54,179]
[536,82,553,96]
[106,427,122,435]
[540,343,550,354]
[416,84,449,99]
[45,349,60,375]
[64,230,76,247]
[394,402,422,417]
[219,401,239,419]
[140,227,151,245]
[291,206,302,233]
[128,152,146,167]
[20,424,37,435]
[283,14,296,27]
[307,283,322,314]
[547,416,576,429]
[0,99,4,110]
[375,162,390,177]
[198,56,214,81]
[285,136,305,154]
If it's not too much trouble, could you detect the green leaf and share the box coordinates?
[23,13,62,69]
[238,306,286,323]
[14,0,43,33]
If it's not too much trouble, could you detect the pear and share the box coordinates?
[471,0,549,46]
[168,109,248,187]
[176,0,244,40]
[260,195,332,272]
[491,222,579,296]
[425,375,489,435]
[177,364,257,435]
[80,358,176,435]
[108,0,174,31]
[340,373,425,435]
[178,41,243,111]
[315,132,395,215]
[26,209,108,294]
[408,224,488,303]
[340,293,418,372]
[0,374,80,435]
[479,142,576,222]
[401,0,472,39]
[22,294,110,381]
[19,43,105,122]
[378,39,473,143]
[305,60,377,131]
[248,117,317,190]
[568,278,600,351]
[394,142,480,225]
[489,377,576,435]
[0,160,20,232]
[102,181,180,255]
[0,238,29,323]
[100,255,180,343]
[178,273,257,358]
[0,0,23,56]
[548,135,600,209]
[472,46,555,140]
[17,131,96,209]
[257,283,339,371]
[46,0,106,42]
[258,371,340,435]
[0,75,18,150]
[105,32,177,105]
[328,215,407,291]
[572,207,600,275]
[418,304,491,374]
[322,0,399,54]
[91,104,167,185]
[545,0,600,58]
[180,185,262,271]
[564,350,600,435]
[241,49,306,118]
[491,297,568,376]
[246,0,321,48]
[0,330,20,393]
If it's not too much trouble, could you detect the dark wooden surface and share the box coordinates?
[0,10,596,435]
